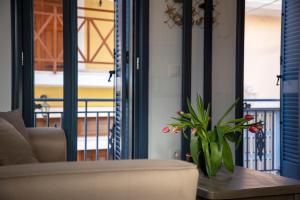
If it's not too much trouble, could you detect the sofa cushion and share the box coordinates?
[0,160,199,200]
[0,110,28,141]
[0,118,38,166]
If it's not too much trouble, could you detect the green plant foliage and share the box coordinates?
[166,94,263,178]
[222,139,234,172]
[190,136,199,165]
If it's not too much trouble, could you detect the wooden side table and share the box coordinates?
[197,166,300,200]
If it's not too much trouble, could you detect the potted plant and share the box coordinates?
[162,95,263,177]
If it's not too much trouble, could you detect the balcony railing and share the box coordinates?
[243,99,280,175]
[34,98,114,161]
[34,98,281,170]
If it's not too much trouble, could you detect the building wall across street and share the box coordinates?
[244,14,281,99]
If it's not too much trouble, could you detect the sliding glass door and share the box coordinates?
[243,0,282,174]
[76,0,115,161]
[33,0,64,128]
[19,0,132,161]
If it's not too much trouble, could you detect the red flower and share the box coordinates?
[245,114,254,121]
[162,127,170,133]
[248,126,259,133]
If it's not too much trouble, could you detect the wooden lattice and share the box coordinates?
[34,0,115,73]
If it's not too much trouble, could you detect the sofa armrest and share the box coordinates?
[0,160,199,200]
[27,128,67,162]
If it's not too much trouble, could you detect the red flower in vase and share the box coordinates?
[162,127,170,133]
[245,114,254,121]
[248,126,259,133]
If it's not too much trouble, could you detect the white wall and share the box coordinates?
[244,14,281,99]
[212,0,236,124]
[212,0,237,156]
[148,0,204,159]
[0,0,12,111]
[148,0,237,159]
[148,0,182,159]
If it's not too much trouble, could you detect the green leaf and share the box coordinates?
[225,132,236,142]
[210,142,222,176]
[216,126,225,149]
[181,113,192,119]
[198,128,209,142]
[209,129,217,142]
[217,98,240,126]
[183,131,190,141]
[202,141,212,177]
[235,133,243,149]
[190,136,199,165]
[222,139,234,173]
[187,98,200,124]
[196,95,205,122]
[224,118,247,125]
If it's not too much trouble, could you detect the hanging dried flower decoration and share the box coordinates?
[164,0,219,28]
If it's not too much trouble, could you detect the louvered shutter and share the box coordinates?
[281,0,300,179]
[113,0,129,160]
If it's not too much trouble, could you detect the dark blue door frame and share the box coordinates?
[11,0,78,161]
[11,0,150,161]
[203,0,213,115]
[11,0,23,111]
[132,0,149,159]
[63,0,78,161]
[235,0,245,166]
[181,0,214,160]
[20,0,35,127]
[181,0,192,160]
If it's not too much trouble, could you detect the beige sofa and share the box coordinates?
[0,128,199,200]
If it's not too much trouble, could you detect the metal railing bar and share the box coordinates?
[34,98,115,102]
[96,112,99,161]
[84,101,88,160]
[255,111,258,170]
[263,111,267,171]
[246,110,249,168]
[34,111,115,114]
[244,99,280,102]
[107,112,111,160]
[59,113,63,128]
[245,108,280,111]
[47,112,50,127]
[272,111,275,171]
[34,113,37,127]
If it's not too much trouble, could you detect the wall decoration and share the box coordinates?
[164,0,220,28]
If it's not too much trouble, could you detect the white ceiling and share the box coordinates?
[246,0,282,16]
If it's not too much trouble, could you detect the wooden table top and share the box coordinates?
[197,166,300,199]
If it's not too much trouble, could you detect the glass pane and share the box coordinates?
[77,0,115,161]
[33,0,64,128]
[243,0,282,175]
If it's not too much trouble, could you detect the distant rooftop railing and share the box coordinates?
[243,99,280,175]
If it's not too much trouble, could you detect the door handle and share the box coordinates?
[108,70,115,82]
[276,75,282,86]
